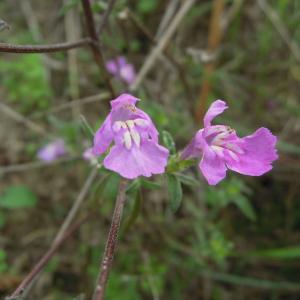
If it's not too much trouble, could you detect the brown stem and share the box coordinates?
[80,0,115,97]
[195,0,225,123]
[98,0,118,34]
[0,38,92,53]
[92,179,127,300]
[6,216,88,300]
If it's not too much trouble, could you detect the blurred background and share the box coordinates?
[0,0,300,299]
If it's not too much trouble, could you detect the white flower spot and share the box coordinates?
[124,131,132,150]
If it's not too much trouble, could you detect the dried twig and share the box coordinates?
[195,0,226,123]
[126,8,193,113]
[129,0,195,91]
[0,102,47,135]
[155,0,180,39]
[0,157,78,175]
[64,1,81,117]
[53,168,98,245]
[6,216,89,300]
[0,38,92,53]
[92,179,128,300]
[31,92,110,118]
[98,0,118,34]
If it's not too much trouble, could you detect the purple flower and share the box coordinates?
[92,93,169,179]
[182,100,278,185]
[83,147,98,166]
[37,139,66,162]
[105,56,136,85]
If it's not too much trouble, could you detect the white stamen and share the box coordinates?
[227,150,239,161]
[226,143,244,154]
[211,145,225,158]
[206,125,224,136]
[134,118,147,127]
[126,120,135,129]
[130,129,141,147]
[123,131,132,150]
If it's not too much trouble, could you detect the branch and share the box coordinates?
[92,179,128,300]
[0,38,92,53]
[80,0,115,97]
[6,216,89,300]
[53,168,98,245]
[98,0,117,34]
[129,0,195,91]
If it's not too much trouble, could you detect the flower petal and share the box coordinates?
[120,64,136,85]
[181,129,205,159]
[199,145,227,185]
[104,140,169,179]
[110,93,139,110]
[93,114,113,155]
[37,139,66,162]
[204,100,228,127]
[226,127,278,176]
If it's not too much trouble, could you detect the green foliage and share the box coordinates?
[167,174,183,212]
[0,211,6,228]
[175,173,200,187]
[0,54,51,113]
[139,256,167,296]
[0,249,8,273]
[250,246,300,259]
[162,130,176,154]
[206,177,256,221]
[137,0,158,14]
[48,115,81,144]
[106,271,140,300]
[167,155,195,173]
[0,185,38,209]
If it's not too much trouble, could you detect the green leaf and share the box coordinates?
[141,179,161,190]
[162,130,176,154]
[250,246,300,259]
[167,157,195,173]
[122,191,142,234]
[126,178,141,194]
[167,174,183,213]
[233,196,256,221]
[176,173,200,187]
[0,185,38,209]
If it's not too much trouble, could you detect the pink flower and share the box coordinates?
[93,94,169,179]
[37,139,66,162]
[83,147,99,166]
[105,56,136,85]
[182,100,278,185]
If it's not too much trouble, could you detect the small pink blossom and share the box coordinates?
[37,139,66,162]
[83,147,98,166]
[92,93,169,179]
[105,56,136,85]
[182,100,278,185]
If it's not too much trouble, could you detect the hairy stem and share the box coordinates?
[92,179,127,300]
[0,38,92,53]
